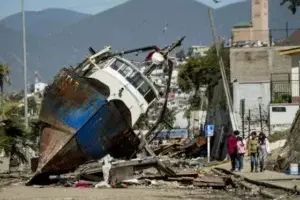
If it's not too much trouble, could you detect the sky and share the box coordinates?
[0,0,246,20]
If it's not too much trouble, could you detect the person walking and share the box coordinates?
[236,136,246,171]
[258,132,270,172]
[227,130,239,171]
[248,131,259,172]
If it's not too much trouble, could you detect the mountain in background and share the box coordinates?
[0,8,91,37]
[0,0,299,91]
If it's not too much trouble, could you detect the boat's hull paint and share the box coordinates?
[28,68,140,185]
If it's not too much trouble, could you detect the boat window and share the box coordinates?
[110,59,156,103]
[118,65,134,78]
[126,72,144,88]
[97,59,110,68]
[111,60,124,71]
[144,89,156,103]
[110,60,134,78]
[138,81,150,96]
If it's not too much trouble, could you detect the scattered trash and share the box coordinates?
[33,185,44,188]
[111,183,128,188]
[73,182,89,188]
[121,179,140,185]
[95,181,111,188]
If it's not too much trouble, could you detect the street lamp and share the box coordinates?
[22,0,29,130]
[258,97,263,132]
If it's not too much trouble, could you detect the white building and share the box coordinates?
[34,82,47,94]
[188,46,209,57]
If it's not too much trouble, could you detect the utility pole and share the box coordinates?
[298,61,300,109]
[22,0,29,130]
[240,99,245,139]
[248,109,251,136]
[258,97,263,132]
[208,8,238,131]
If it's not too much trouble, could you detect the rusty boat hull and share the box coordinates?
[27,68,140,185]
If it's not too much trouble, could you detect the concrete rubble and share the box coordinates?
[0,139,228,191]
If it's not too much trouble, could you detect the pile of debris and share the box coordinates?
[30,155,227,190]
[273,110,300,172]
[151,136,207,158]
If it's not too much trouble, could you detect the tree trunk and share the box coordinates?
[0,86,3,119]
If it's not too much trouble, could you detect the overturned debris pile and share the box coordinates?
[152,136,207,158]
[32,155,228,189]
[275,110,300,172]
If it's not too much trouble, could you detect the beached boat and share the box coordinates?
[27,37,185,185]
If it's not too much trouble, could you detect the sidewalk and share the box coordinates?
[215,157,300,192]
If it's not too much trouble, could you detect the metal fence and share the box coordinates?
[271,73,299,104]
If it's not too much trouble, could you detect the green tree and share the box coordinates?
[178,44,230,131]
[0,119,37,165]
[178,44,230,102]
[281,0,300,14]
[0,64,11,116]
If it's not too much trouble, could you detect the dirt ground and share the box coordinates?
[0,186,265,200]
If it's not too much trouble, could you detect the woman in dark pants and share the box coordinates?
[227,130,239,171]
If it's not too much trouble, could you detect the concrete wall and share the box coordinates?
[232,81,270,136]
[269,104,299,126]
[291,67,299,103]
[233,81,270,114]
[232,27,253,42]
[230,46,300,83]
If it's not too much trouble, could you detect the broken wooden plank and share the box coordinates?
[194,175,225,184]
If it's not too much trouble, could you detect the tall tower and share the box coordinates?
[251,0,269,42]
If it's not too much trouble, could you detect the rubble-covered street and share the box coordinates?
[1,186,266,200]
[0,155,270,200]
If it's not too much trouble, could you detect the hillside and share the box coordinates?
[0,0,300,91]
[0,8,91,37]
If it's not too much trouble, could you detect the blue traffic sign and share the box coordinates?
[205,125,215,137]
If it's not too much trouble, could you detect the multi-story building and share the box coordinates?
[231,0,269,45]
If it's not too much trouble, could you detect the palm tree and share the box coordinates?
[0,119,37,170]
[281,0,300,14]
[0,64,11,117]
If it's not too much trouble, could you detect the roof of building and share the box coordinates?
[277,29,300,46]
[279,47,300,55]
[233,21,252,28]
[190,45,209,49]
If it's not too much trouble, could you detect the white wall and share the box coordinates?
[233,81,270,116]
[269,104,299,126]
[174,111,188,128]
[291,67,299,98]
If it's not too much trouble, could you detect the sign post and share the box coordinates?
[205,125,215,163]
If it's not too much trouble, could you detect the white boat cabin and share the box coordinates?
[75,50,159,127]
